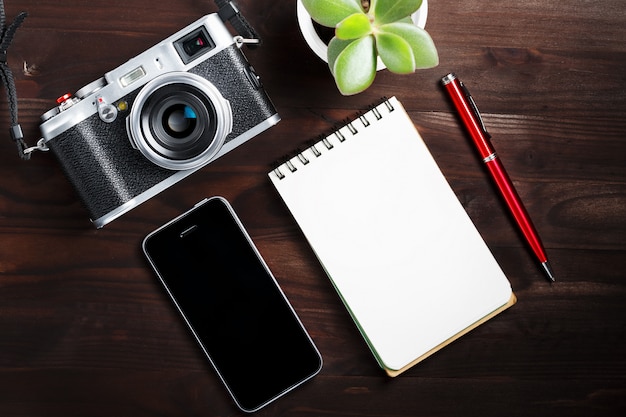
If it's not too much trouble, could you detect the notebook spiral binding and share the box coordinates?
[272,98,395,180]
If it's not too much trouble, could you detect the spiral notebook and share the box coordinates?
[268,97,515,376]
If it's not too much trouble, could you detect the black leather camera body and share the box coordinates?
[39,13,279,227]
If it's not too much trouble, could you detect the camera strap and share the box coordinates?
[0,0,40,160]
[214,0,261,47]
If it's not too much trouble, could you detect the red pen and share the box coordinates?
[441,73,555,282]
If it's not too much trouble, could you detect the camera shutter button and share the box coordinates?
[96,95,118,123]
[56,93,72,104]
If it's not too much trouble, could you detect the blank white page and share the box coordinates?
[269,97,513,373]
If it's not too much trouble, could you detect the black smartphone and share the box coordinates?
[143,197,322,412]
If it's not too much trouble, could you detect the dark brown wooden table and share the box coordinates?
[1,1,624,416]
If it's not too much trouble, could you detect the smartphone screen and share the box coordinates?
[143,197,322,412]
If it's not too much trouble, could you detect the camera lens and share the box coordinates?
[128,72,233,170]
[142,86,217,163]
[163,104,197,137]
[153,96,205,147]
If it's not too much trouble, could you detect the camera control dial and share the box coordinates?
[76,77,106,100]
[96,95,118,123]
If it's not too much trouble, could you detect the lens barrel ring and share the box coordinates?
[143,87,215,159]
[128,72,233,170]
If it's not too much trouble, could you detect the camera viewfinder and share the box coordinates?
[175,28,215,64]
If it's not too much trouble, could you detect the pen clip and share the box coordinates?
[459,81,491,138]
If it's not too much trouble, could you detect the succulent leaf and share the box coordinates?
[375,32,415,74]
[301,0,364,27]
[331,36,377,95]
[373,0,423,25]
[378,22,439,68]
[327,37,354,75]
[336,13,372,40]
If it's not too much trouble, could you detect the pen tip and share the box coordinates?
[541,261,556,282]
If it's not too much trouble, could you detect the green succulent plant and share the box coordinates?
[301,0,439,95]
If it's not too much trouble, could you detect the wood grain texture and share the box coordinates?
[1,1,624,416]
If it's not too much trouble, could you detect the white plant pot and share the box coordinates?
[296,0,429,71]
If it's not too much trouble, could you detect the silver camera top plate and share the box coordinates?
[40,13,236,142]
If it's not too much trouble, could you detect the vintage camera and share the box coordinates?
[39,13,279,227]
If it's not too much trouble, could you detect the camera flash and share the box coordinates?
[120,66,146,87]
